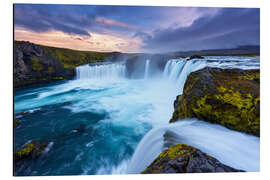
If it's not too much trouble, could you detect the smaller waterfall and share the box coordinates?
[76,63,126,80]
[144,59,150,79]
[163,59,206,93]
[127,119,260,174]
[163,59,186,80]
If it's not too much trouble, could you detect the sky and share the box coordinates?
[14,4,260,53]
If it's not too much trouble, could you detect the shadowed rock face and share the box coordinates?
[14,41,75,88]
[170,67,260,136]
[142,144,244,174]
[187,55,204,60]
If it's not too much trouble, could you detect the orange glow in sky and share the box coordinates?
[14,27,144,53]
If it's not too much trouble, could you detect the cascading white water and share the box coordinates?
[15,55,260,175]
[127,119,260,173]
[144,59,150,79]
[126,57,260,174]
[163,59,186,80]
[76,63,126,80]
[163,59,207,93]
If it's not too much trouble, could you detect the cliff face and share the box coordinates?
[14,41,111,88]
[170,67,260,136]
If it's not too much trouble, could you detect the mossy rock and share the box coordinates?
[142,144,244,174]
[14,141,48,162]
[14,120,21,128]
[170,67,260,136]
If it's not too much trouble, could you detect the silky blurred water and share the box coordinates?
[14,56,260,175]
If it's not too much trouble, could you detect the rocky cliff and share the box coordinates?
[142,144,244,173]
[170,67,260,136]
[14,41,111,88]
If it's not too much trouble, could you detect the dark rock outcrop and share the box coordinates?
[170,67,260,136]
[142,144,244,174]
[125,54,175,78]
[14,141,48,162]
[14,120,21,128]
[187,55,204,60]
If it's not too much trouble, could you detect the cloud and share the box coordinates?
[14,4,92,37]
[142,8,260,52]
[14,5,260,53]
[95,17,137,30]
[14,4,138,38]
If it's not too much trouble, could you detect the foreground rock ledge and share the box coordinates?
[142,144,244,174]
[170,67,260,136]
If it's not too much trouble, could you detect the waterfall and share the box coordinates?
[163,59,206,93]
[163,59,186,80]
[144,59,150,79]
[76,63,126,80]
[127,119,260,174]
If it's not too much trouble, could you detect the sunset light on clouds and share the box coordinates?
[14,4,259,53]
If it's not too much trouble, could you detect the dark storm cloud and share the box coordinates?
[14,4,146,37]
[143,8,260,52]
[14,4,92,37]
[13,4,205,38]
[14,4,260,53]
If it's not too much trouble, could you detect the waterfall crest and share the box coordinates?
[163,59,207,93]
[76,63,126,80]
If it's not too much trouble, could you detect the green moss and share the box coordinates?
[15,141,48,161]
[215,87,254,109]
[14,120,20,127]
[15,142,35,159]
[43,46,110,69]
[167,144,197,160]
[52,77,64,80]
[47,66,54,73]
[171,68,260,136]
[142,144,198,174]
[39,76,65,81]
[30,57,43,71]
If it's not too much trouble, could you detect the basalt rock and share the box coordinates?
[187,55,204,60]
[14,141,48,162]
[14,120,21,128]
[142,144,244,174]
[170,67,260,136]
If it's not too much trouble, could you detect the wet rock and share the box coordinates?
[14,141,48,162]
[71,124,87,134]
[187,55,204,60]
[14,120,21,128]
[75,124,87,133]
[142,144,244,174]
[14,109,41,119]
[170,67,260,136]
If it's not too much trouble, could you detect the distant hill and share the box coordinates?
[168,45,260,57]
